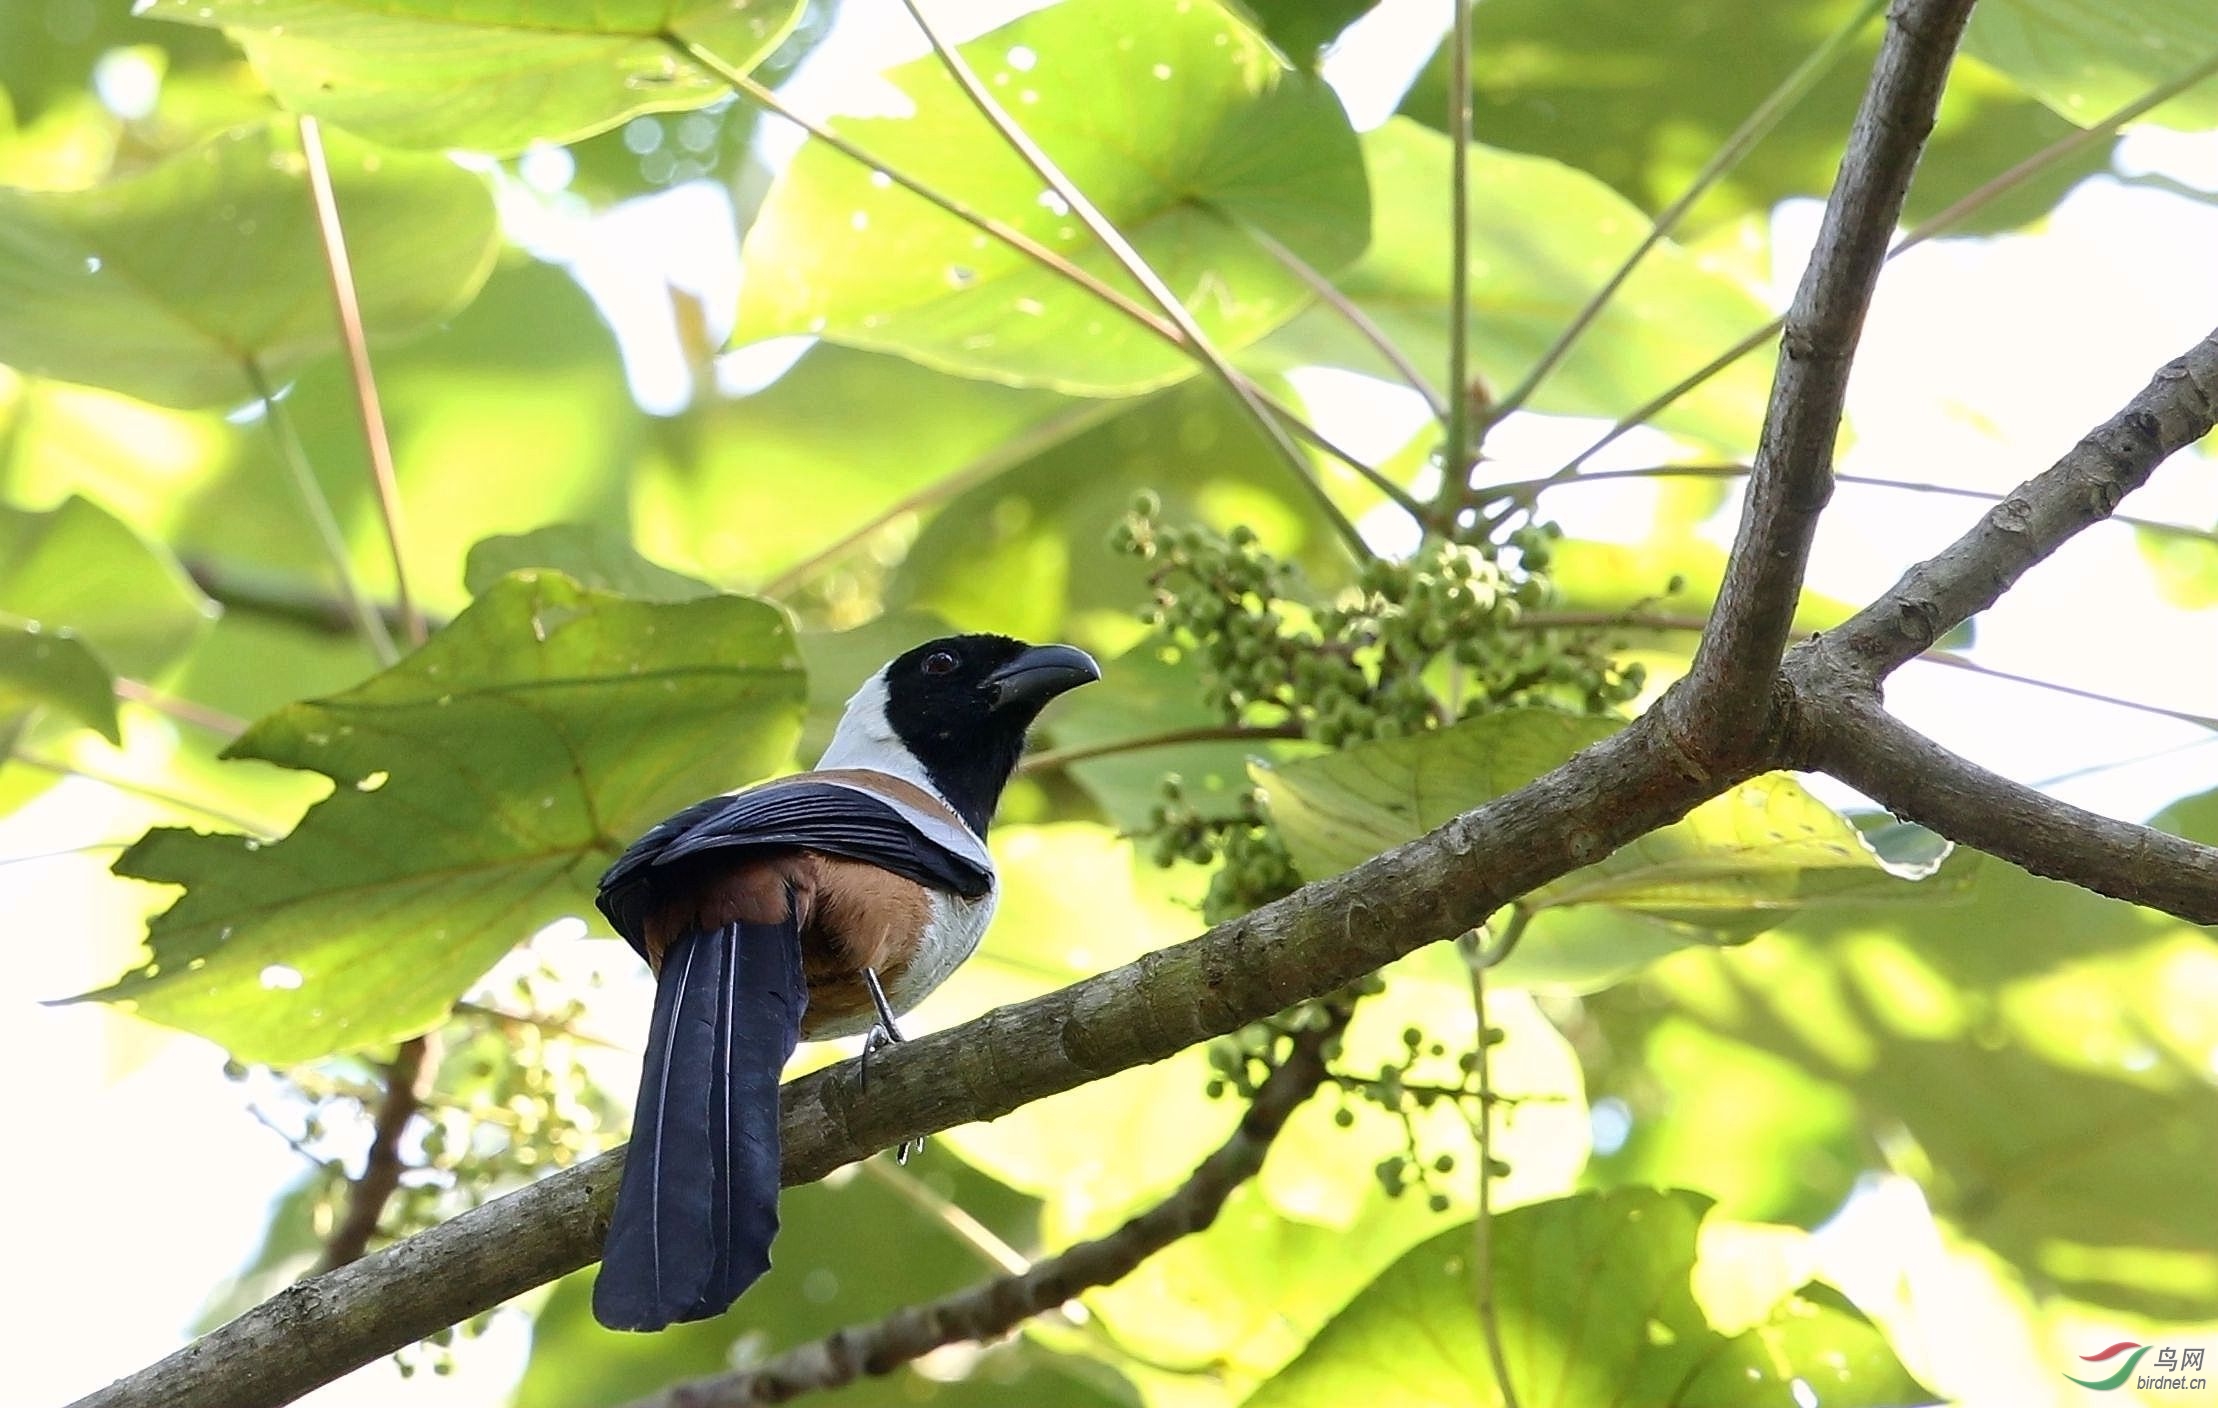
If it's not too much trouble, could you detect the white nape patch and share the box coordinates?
[816,667,946,801]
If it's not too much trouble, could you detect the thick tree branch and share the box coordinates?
[1803,695,2218,922]
[68,713,1727,1408]
[1679,0,1973,760]
[1816,327,2218,684]
[630,1006,1346,1408]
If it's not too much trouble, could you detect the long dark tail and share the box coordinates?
[594,914,806,1331]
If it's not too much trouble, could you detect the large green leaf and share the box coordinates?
[734,0,1370,395]
[140,0,805,154]
[1256,710,1964,986]
[462,523,714,602]
[1966,0,2218,130]
[0,620,119,744]
[1246,1189,1932,1408]
[0,494,217,682]
[1400,0,2110,235]
[76,574,805,1064]
[1263,120,1775,457]
[0,121,497,407]
[631,343,1082,589]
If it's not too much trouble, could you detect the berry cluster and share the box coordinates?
[1115,499,1639,1207]
[1112,497,1645,755]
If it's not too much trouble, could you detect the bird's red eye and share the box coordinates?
[922,650,959,676]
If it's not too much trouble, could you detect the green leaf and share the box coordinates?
[1966,0,2218,130]
[0,120,497,407]
[632,344,1082,589]
[1256,711,1965,986]
[1400,0,2110,235]
[1255,708,1621,881]
[75,574,804,1064]
[0,494,218,680]
[1524,773,1963,937]
[734,0,1369,395]
[1246,1189,1932,1408]
[140,0,805,154]
[1264,119,1775,456]
[463,524,714,601]
[0,619,120,743]
[1239,0,1382,71]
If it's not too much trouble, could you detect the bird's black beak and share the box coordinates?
[987,643,1100,711]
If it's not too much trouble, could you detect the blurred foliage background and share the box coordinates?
[3,0,2217,1405]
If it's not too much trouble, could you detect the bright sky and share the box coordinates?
[5,3,2217,1406]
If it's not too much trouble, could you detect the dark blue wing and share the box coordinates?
[597,779,992,947]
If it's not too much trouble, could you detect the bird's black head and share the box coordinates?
[875,634,1099,835]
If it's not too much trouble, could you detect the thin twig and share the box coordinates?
[853,1159,1030,1277]
[1435,0,1476,530]
[887,0,1370,554]
[1482,461,2218,546]
[246,1103,332,1172]
[295,114,433,1272]
[1918,651,2218,731]
[318,1035,432,1272]
[1479,0,1887,441]
[625,1006,1347,1408]
[1512,605,2218,731]
[111,678,249,739]
[1018,721,1306,775]
[1460,913,1526,1408]
[449,1000,626,1052]
[296,115,425,653]
[242,361,396,664]
[7,751,275,836]
[0,839,131,867]
[1894,48,2218,261]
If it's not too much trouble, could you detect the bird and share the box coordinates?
[590,633,1100,1332]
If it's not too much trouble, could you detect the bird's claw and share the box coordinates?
[859,968,924,1165]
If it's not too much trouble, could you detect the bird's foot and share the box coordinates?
[860,967,923,1165]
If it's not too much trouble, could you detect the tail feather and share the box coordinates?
[594,913,806,1331]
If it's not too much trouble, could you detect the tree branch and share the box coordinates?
[1815,326,2218,684]
[1803,694,2218,923]
[629,1005,1346,1408]
[316,1035,432,1272]
[1680,0,1974,759]
[66,712,1725,1408]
